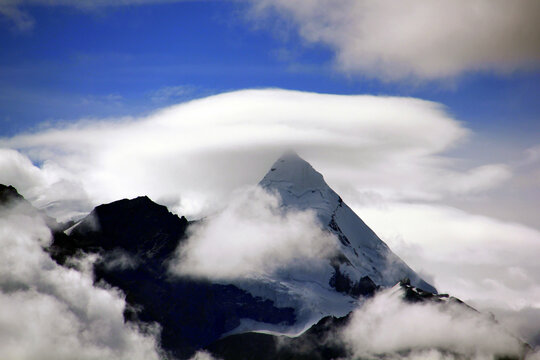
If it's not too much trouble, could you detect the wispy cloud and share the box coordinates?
[149,85,194,104]
[0,3,34,31]
[0,0,188,30]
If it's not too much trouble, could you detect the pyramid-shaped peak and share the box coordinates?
[259,151,330,195]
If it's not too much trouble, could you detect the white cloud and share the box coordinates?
[0,89,508,219]
[353,201,540,345]
[0,148,93,222]
[0,201,161,360]
[188,350,222,360]
[170,186,337,279]
[248,0,540,80]
[342,288,524,358]
[149,85,194,104]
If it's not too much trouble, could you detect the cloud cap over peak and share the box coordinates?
[1,88,500,219]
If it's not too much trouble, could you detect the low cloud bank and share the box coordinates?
[355,201,540,347]
[342,288,525,359]
[0,200,161,360]
[170,186,337,280]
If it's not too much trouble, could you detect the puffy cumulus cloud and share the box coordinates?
[170,186,338,279]
[0,89,509,220]
[341,288,524,359]
[247,0,540,80]
[353,201,540,346]
[0,201,161,360]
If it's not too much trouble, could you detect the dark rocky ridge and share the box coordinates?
[0,184,26,204]
[207,313,351,360]
[49,196,189,263]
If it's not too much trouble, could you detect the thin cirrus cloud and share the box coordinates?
[0,0,185,30]
[247,0,540,80]
[0,89,510,220]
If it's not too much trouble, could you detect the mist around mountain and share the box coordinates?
[0,153,537,360]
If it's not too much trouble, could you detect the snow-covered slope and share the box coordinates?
[259,151,436,294]
[228,151,436,336]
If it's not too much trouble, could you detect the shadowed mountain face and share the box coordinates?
[48,196,296,359]
[207,313,351,360]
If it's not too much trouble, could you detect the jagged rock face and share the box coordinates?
[260,151,436,294]
[53,196,189,262]
[48,195,295,359]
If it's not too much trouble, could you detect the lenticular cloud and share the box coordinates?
[1,89,506,221]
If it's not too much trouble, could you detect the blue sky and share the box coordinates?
[1,1,539,141]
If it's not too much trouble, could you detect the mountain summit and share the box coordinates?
[260,151,436,294]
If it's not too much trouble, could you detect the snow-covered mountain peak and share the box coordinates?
[258,151,437,296]
[260,151,328,194]
[259,151,340,225]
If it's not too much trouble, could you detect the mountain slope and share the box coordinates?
[259,151,435,294]
[48,196,296,359]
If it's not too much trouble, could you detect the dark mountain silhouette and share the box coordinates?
[47,195,295,359]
